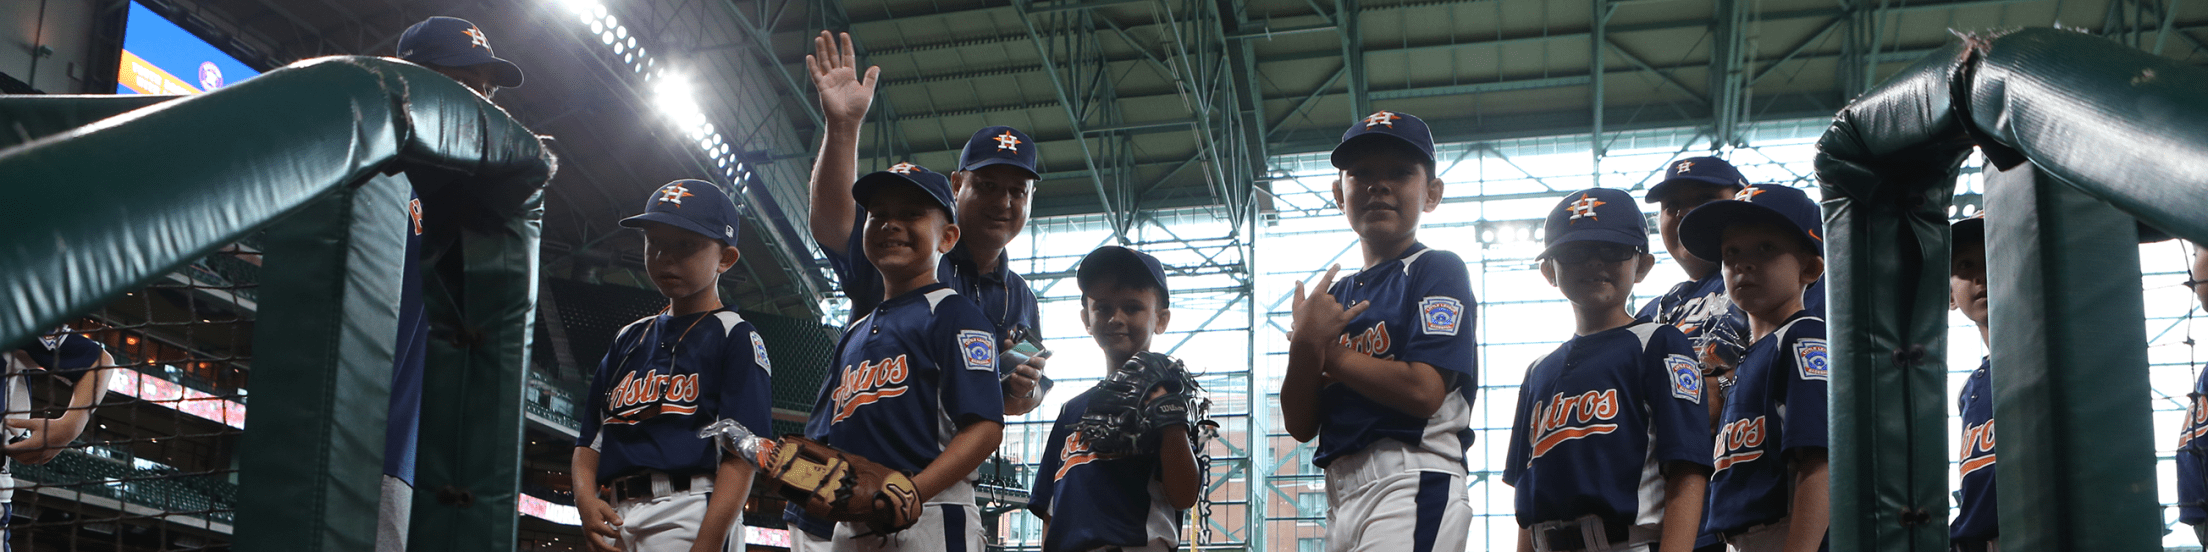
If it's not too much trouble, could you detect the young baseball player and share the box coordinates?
[571,180,772,552]
[3,327,115,551]
[384,16,524,551]
[1028,245,1202,552]
[2176,241,2208,544]
[1676,184,1830,552]
[1282,110,1476,552]
[1947,216,1998,552]
[1506,188,1712,552]
[801,31,1050,418]
[801,162,1006,551]
[1637,157,1750,387]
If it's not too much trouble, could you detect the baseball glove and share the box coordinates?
[1074,352,1211,457]
[699,420,922,535]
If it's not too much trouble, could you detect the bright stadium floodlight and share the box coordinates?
[552,0,601,16]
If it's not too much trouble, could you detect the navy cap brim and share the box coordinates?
[853,173,955,216]
[1679,200,1823,262]
[960,157,1040,179]
[1644,175,1744,203]
[1330,133,1433,169]
[412,51,525,88]
[1077,246,1167,295]
[619,211,734,245]
[1538,227,1648,259]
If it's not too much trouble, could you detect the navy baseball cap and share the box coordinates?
[1540,188,1649,259]
[397,17,524,88]
[958,126,1041,179]
[1952,215,1986,247]
[1679,184,1825,262]
[853,162,958,220]
[1331,111,1437,169]
[1645,156,1748,203]
[620,179,742,247]
[1077,245,1169,298]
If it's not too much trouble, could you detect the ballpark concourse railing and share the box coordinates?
[1821,28,2208,552]
[0,56,552,551]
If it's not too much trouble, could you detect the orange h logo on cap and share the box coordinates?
[1567,193,1605,223]
[658,183,694,206]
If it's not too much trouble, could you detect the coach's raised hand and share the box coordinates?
[808,31,878,125]
[805,30,883,258]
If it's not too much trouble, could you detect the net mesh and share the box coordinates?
[10,242,258,551]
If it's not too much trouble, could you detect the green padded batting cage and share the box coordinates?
[1823,28,2208,552]
[0,56,552,551]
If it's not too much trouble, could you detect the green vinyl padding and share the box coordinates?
[0,56,551,551]
[1816,28,2208,551]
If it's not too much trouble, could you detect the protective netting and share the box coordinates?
[10,242,259,551]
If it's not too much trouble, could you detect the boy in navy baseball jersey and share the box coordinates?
[1947,216,1998,552]
[1638,157,1750,395]
[1506,188,1712,552]
[1028,245,1202,552]
[1677,184,1830,552]
[805,162,1006,551]
[571,180,772,552]
[801,32,1050,419]
[2176,241,2208,544]
[1282,111,1476,552]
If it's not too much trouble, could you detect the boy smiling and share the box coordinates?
[1029,245,1203,551]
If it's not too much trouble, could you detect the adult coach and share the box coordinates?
[383,16,526,552]
[801,32,1049,416]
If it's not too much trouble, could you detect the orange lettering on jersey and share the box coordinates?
[2184,396,2208,449]
[1959,419,1995,457]
[1712,416,1767,471]
[605,372,703,424]
[1527,389,1621,458]
[1958,419,1996,477]
[1338,321,1392,358]
[1055,431,1101,481]
[831,355,912,424]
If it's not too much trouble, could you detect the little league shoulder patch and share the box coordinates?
[1667,354,1702,403]
[959,330,996,372]
[751,331,773,373]
[1794,338,1830,381]
[1419,296,1464,336]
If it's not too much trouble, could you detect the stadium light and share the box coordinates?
[561,4,740,188]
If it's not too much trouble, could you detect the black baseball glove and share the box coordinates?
[1075,352,1209,457]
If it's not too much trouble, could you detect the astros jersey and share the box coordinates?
[1637,275,1825,368]
[1636,272,1747,369]
[1313,242,1479,468]
[1504,320,1711,527]
[827,217,1041,349]
[2177,367,2208,525]
[1703,312,1828,536]
[1952,357,1998,544]
[816,283,1005,474]
[575,308,774,482]
[1029,388,1181,552]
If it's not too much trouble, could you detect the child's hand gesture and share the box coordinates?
[1290,264,1369,361]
